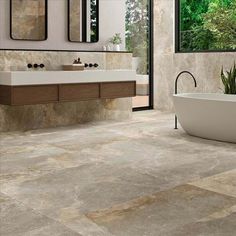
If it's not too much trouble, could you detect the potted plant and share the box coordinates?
[221,63,236,95]
[109,33,122,51]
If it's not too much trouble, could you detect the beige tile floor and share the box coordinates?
[0,111,236,236]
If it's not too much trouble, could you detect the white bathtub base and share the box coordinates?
[173,93,236,144]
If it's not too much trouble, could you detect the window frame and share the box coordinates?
[132,0,154,111]
[175,0,236,53]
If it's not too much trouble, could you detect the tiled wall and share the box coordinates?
[154,0,236,111]
[0,51,133,132]
[0,51,132,71]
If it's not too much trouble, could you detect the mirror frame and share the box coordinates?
[68,0,99,43]
[10,0,48,41]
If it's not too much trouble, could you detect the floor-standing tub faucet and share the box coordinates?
[174,71,197,129]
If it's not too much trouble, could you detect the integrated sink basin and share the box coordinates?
[0,70,137,105]
[0,70,136,86]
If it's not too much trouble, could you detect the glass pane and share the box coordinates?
[179,0,236,52]
[125,0,150,108]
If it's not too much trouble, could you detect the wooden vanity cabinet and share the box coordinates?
[0,81,136,106]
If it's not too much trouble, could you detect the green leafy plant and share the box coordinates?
[109,33,122,45]
[221,63,236,94]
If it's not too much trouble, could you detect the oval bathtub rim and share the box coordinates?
[173,93,236,103]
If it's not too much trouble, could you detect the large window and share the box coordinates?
[176,0,236,52]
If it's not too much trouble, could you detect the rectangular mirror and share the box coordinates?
[10,0,47,41]
[68,0,99,43]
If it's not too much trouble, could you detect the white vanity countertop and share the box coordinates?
[0,70,137,86]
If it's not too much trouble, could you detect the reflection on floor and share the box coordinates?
[0,111,236,236]
[132,95,149,108]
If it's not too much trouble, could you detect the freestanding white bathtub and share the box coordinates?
[173,93,236,143]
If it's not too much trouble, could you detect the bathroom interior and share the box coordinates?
[0,0,236,235]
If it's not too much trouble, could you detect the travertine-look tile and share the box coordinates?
[190,169,236,198]
[154,0,236,111]
[105,53,133,70]
[165,205,236,236]
[0,111,236,235]
[0,193,81,236]
[91,185,236,236]
[0,98,132,132]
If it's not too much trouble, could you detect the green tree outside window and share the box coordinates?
[126,0,149,74]
[179,0,236,51]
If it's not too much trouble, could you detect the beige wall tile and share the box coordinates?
[154,0,236,111]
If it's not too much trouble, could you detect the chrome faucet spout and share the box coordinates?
[174,71,197,129]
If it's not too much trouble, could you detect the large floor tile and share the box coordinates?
[0,193,81,236]
[1,111,236,236]
[90,185,236,236]
[190,169,236,198]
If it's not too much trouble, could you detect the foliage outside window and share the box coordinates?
[125,0,149,74]
[178,0,236,52]
[90,0,98,42]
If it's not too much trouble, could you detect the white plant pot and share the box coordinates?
[113,44,121,51]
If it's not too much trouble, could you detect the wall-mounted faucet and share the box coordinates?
[174,71,197,129]
[27,63,45,69]
[85,63,99,68]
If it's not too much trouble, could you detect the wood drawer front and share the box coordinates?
[0,85,12,105]
[100,81,136,99]
[12,85,58,105]
[59,83,100,101]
